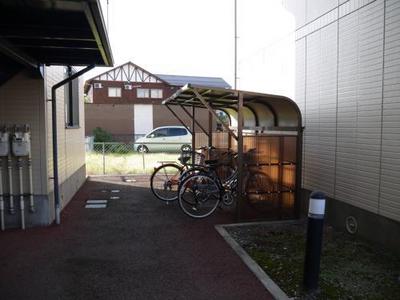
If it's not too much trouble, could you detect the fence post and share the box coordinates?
[102,142,105,175]
[142,145,145,171]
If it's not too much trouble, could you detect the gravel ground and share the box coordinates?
[226,222,400,299]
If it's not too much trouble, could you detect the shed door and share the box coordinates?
[134,104,153,135]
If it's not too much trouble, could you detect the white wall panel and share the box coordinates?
[336,0,384,213]
[380,0,400,222]
[303,22,337,197]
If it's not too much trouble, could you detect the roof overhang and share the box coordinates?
[163,84,302,129]
[0,0,114,83]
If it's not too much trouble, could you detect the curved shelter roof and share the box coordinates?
[163,84,302,132]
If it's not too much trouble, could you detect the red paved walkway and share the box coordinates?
[0,176,272,300]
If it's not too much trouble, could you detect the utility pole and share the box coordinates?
[107,0,109,33]
[234,0,238,89]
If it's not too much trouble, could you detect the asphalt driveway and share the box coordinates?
[0,176,272,300]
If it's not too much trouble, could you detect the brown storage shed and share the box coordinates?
[163,84,303,221]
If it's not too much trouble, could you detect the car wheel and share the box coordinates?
[137,145,149,153]
[181,144,191,152]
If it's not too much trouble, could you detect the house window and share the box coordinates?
[137,88,150,98]
[94,82,102,88]
[150,89,163,98]
[108,87,121,97]
[124,84,132,90]
[65,67,80,127]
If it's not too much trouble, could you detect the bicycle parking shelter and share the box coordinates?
[163,84,303,221]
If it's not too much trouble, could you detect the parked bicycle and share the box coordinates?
[150,147,236,202]
[177,150,273,218]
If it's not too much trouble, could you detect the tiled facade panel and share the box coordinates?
[303,23,337,196]
[306,0,338,22]
[292,0,400,222]
[0,72,47,195]
[380,0,400,221]
[336,0,384,213]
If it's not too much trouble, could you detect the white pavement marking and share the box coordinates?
[85,204,107,209]
[86,200,108,204]
[111,190,120,193]
[110,196,120,200]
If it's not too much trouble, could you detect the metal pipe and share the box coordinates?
[7,153,15,215]
[18,157,25,229]
[28,151,34,213]
[0,158,4,230]
[51,64,94,225]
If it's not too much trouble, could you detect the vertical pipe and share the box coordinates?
[0,158,4,230]
[236,92,244,220]
[51,64,95,225]
[51,87,61,225]
[28,152,34,213]
[7,153,15,214]
[18,157,25,230]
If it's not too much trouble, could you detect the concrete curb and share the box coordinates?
[215,221,301,300]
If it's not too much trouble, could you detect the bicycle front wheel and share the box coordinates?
[150,163,183,202]
[178,174,221,218]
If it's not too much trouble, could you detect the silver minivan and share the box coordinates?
[135,126,192,153]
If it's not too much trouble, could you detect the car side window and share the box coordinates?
[168,128,187,136]
[151,128,168,137]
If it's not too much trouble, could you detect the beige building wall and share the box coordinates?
[0,71,48,196]
[45,66,86,215]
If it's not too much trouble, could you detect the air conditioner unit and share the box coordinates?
[124,84,132,90]
[94,83,102,89]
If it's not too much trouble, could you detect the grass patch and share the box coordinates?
[226,223,400,299]
[86,152,179,175]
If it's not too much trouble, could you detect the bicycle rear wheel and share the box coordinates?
[150,163,183,202]
[178,174,221,218]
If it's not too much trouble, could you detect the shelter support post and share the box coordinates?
[295,128,304,218]
[192,106,196,164]
[51,64,94,225]
[179,104,209,137]
[208,111,212,148]
[192,89,238,141]
[165,104,192,134]
[236,92,244,220]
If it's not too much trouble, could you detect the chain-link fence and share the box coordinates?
[85,142,184,175]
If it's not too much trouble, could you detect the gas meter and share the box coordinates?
[12,125,31,157]
[0,126,10,156]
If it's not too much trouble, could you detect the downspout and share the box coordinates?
[51,64,94,225]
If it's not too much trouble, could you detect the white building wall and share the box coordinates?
[45,66,86,212]
[380,0,400,220]
[284,0,400,222]
[0,71,47,196]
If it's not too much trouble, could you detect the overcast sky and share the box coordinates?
[84,0,295,95]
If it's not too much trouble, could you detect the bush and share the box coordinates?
[93,127,113,143]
